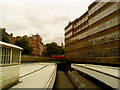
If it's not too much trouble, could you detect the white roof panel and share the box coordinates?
[0,41,23,50]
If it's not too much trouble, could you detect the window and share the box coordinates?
[12,49,20,64]
[1,47,20,64]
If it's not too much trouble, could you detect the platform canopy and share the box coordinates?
[0,41,23,50]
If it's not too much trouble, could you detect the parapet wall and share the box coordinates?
[21,55,62,62]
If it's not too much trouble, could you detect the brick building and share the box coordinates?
[0,28,45,56]
[28,34,45,56]
[65,1,120,64]
[0,28,15,44]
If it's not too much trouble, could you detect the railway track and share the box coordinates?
[54,70,102,89]
[53,63,117,89]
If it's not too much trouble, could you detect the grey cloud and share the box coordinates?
[0,0,95,45]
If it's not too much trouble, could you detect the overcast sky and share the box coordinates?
[0,0,95,45]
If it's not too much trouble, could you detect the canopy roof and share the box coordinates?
[0,41,23,50]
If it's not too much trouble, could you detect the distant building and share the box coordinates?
[0,28,45,56]
[28,34,45,56]
[61,43,65,49]
[65,1,120,64]
[15,34,45,56]
[8,33,15,44]
[0,28,15,44]
[16,36,22,39]
[0,28,2,41]
[23,35,28,39]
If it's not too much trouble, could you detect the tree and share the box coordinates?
[0,28,10,43]
[46,42,64,56]
[15,37,32,55]
[58,46,64,54]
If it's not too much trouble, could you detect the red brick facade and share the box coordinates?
[28,34,44,56]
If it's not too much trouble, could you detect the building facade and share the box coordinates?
[28,34,45,56]
[65,1,120,64]
[0,28,15,44]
